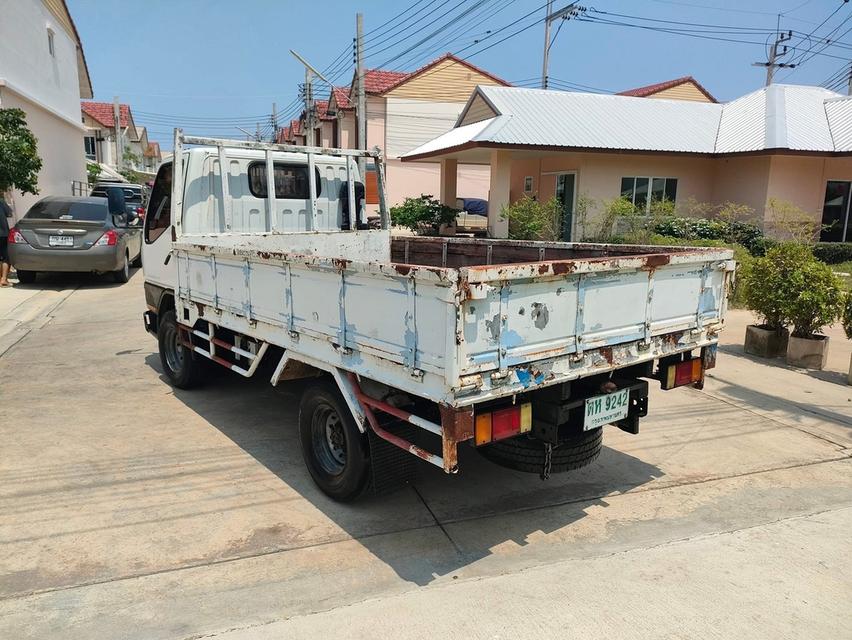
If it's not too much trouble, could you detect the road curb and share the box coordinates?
[0,287,77,357]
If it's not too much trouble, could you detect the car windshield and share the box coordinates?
[91,186,142,202]
[24,200,108,222]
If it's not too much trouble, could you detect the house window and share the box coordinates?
[315,128,322,147]
[247,162,321,199]
[84,136,97,161]
[620,176,677,212]
[523,176,534,193]
[47,27,55,56]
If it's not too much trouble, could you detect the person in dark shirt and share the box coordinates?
[0,198,11,286]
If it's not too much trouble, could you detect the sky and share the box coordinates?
[70,0,852,151]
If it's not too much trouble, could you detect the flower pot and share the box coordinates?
[786,334,829,370]
[744,325,789,358]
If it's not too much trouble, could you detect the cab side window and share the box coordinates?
[145,162,172,243]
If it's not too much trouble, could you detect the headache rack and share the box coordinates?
[170,129,391,235]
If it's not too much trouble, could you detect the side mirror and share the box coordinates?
[107,189,126,216]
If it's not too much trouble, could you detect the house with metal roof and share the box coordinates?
[402,83,852,241]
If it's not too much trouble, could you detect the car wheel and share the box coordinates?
[157,309,205,389]
[15,270,36,284]
[113,252,130,283]
[299,379,370,501]
[131,251,142,268]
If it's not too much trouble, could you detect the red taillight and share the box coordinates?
[663,358,703,390]
[135,206,145,216]
[475,403,532,446]
[94,229,118,246]
[8,228,27,244]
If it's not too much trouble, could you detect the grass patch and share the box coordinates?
[829,260,852,290]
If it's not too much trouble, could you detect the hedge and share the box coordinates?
[652,217,764,254]
[812,242,852,265]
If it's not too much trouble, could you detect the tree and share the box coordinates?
[0,108,42,195]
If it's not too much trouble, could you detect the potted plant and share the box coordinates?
[782,254,844,369]
[740,244,805,357]
[842,292,852,384]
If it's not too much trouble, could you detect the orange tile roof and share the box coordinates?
[143,141,161,157]
[617,76,717,103]
[81,101,132,127]
[332,86,352,109]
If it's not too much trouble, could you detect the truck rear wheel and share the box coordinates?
[158,309,205,389]
[299,380,370,502]
[478,428,603,474]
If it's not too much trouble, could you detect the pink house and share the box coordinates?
[280,54,510,210]
[403,83,852,241]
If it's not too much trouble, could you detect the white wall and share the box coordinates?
[0,0,83,123]
[385,97,464,158]
[0,0,87,219]
[1,90,86,219]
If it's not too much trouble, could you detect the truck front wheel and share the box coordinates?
[299,380,370,501]
[158,309,205,389]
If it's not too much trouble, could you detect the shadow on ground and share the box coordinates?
[145,354,662,586]
[10,269,139,290]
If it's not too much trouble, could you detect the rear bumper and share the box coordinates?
[9,244,122,273]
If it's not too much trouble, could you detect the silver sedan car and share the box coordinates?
[8,196,142,284]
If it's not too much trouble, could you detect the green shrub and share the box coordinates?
[390,195,458,234]
[652,216,765,254]
[503,196,565,241]
[812,242,852,265]
[749,236,778,257]
[842,292,852,340]
[781,256,845,338]
[742,243,813,330]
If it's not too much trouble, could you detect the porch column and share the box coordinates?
[488,149,511,238]
[439,158,458,206]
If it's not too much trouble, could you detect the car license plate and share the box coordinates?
[584,388,630,430]
[49,235,74,247]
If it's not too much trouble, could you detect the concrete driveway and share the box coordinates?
[0,273,850,639]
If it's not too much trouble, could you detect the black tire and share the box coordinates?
[478,428,603,474]
[131,250,142,268]
[157,309,205,389]
[15,270,36,284]
[299,379,370,501]
[113,252,130,283]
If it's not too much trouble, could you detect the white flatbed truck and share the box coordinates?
[141,133,734,501]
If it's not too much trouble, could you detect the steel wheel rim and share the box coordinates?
[163,324,184,373]
[311,402,347,475]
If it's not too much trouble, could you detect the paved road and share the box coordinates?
[0,273,850,639]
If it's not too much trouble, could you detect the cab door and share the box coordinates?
[142,162,175,289]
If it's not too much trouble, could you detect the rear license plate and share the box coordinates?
[584,388,630,430]
[49,235,74,247]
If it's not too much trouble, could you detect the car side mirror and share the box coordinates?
[107,189,126,216]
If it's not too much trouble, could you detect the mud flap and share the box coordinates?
[367,421,420,495]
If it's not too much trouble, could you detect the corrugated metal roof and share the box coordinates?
[826,97,852,152]
[402,84,852,160]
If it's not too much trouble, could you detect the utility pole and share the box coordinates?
[113,96,122,168]
[272,102,278,141]
[542,1,553,89]
[753,22,795,86]
[541,3,580,89]
[355,13,367,175]
[290,49,331,148]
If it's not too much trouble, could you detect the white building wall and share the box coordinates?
[0,0,83,123]
[0,0,87,219]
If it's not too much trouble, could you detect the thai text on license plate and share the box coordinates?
[584,388,630,431]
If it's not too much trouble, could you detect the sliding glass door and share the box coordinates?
[820,181,851,242]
